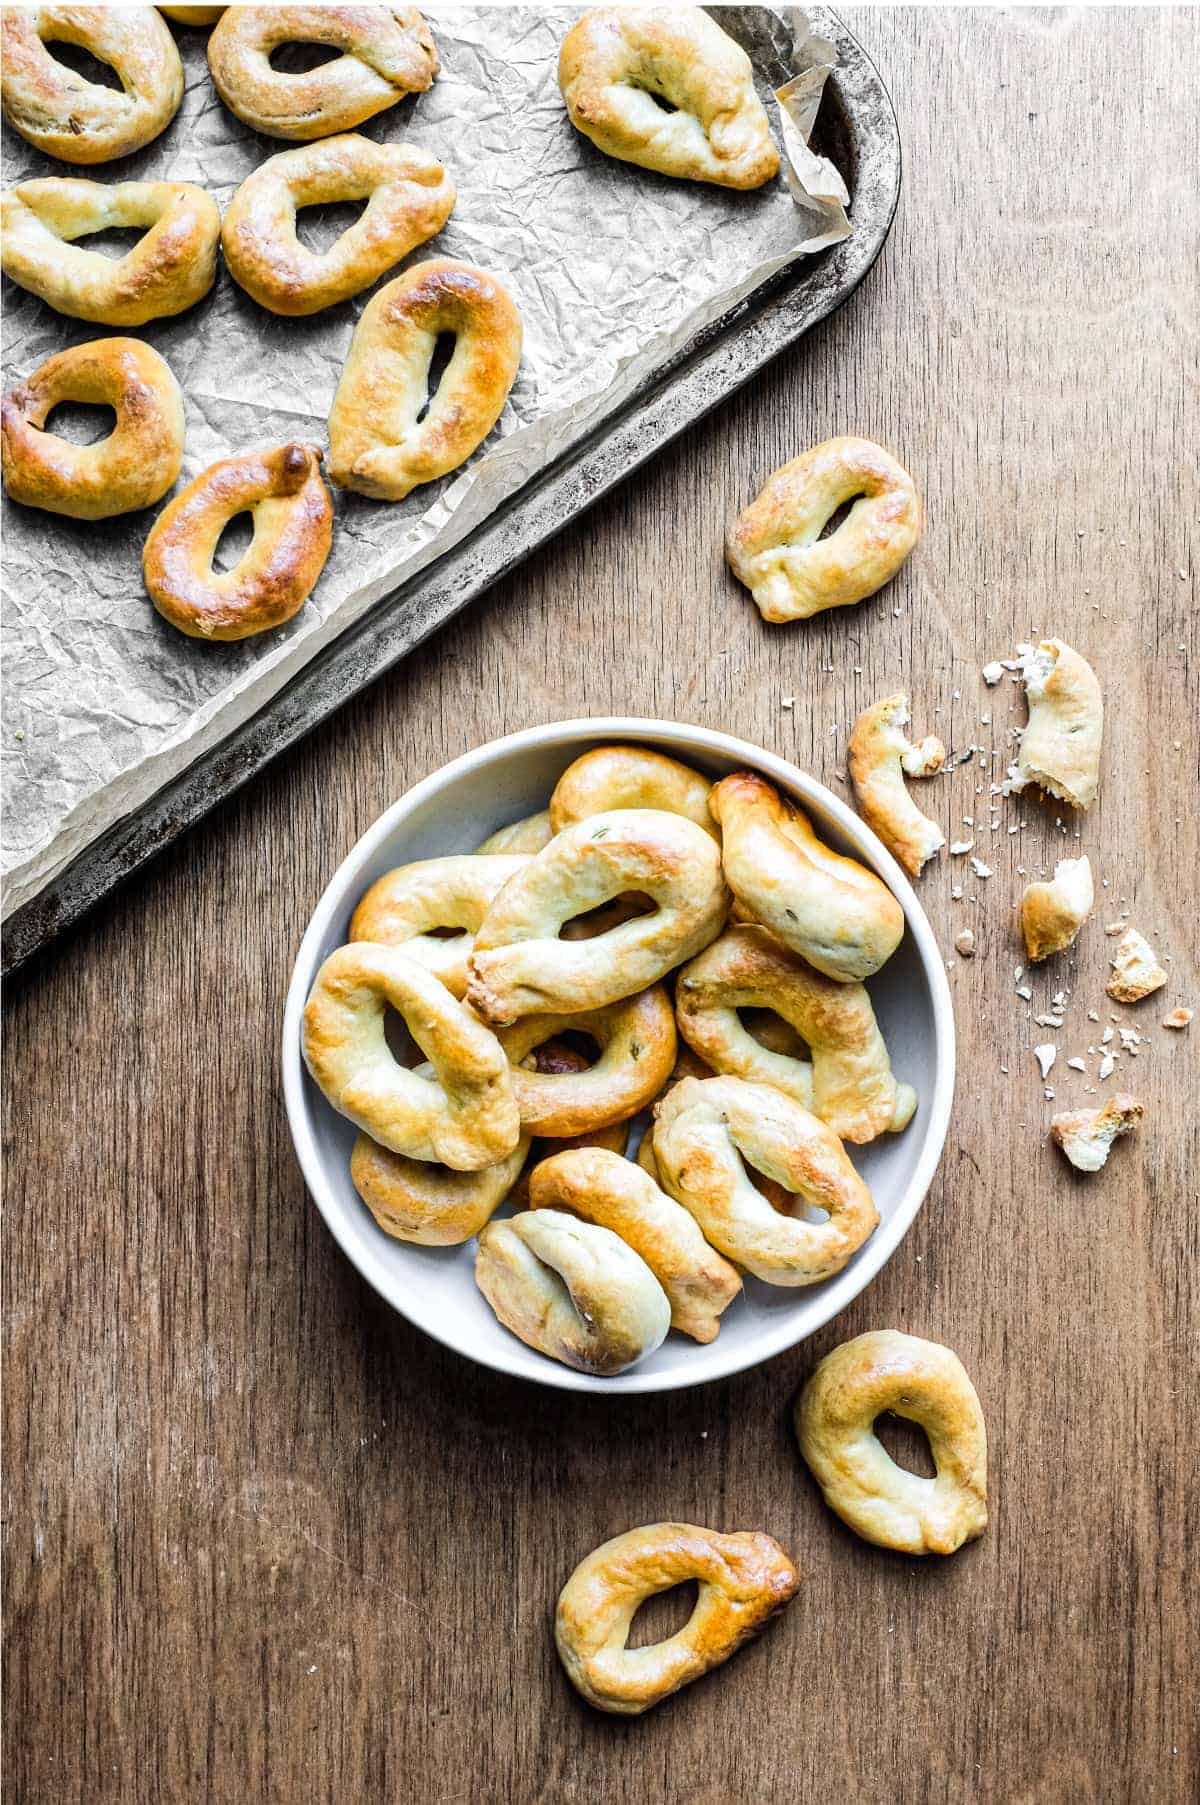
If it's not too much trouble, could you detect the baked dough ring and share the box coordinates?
[1,337,183,520]
[1,6,183,164]
[476,811,553,856]
[558,6,779,192]
[159,7,226,24]
[302,942,519,1170]
[142,442,332,641]
[555,1523,798,1716]
[675,925,916,1144]
[500,985,676,1136]
[349,1129,529,1246]
[466,809,729,1025]
[207,5,437,140]
[795,1330,988,1555]
[475,1209,670,1376]
[349,855,529,998]
[847,694,946,876]
[652,1075,879,1287]
[328,258,522,501]
[221,134,455,317]
[1020,855,1093,962]
[710,772,904,983]
[530,1147,741,1344]
[1,178,220,327]
[550,745,717,840]
[727,437,923,623]
[1003,639,1103,809]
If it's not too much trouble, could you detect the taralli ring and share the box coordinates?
[675,924,916,1143]
[349,855,530,998]
[466,808,729,1025]
[207,5,437,140]
[558,6,780,191]
[795,1330,988,1555]
[529,1147,741,1344]
[652,1075,879,1287]
[2,338,183,521]
[726,436,923,623]
[221,135,455,317]
[1002,639,1103,809]
[349,1128,529,1245]
[1,179,220,327]
[550,745,718,839]
[710,772,904,982]
[142,442,332,641]
[555,1522,799,1715]
[499,984,676,1136]
[847,694,946,876]
[476,811,553,857]
[302,942,519,1170]
[475,1209,670,1376]
[1,5,184,163]
[328,259,523,501]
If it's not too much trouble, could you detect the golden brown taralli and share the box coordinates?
[1,6,183,163]
[349,1130,529,1245]
[499,984,676,1136]
[1019,856,1093,962]
[847,693,946,875]
[475,811,554,856]
[349,855,529,998]
[550,744,717,839]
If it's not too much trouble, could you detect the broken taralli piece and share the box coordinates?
[1106,928,1167,1003]
[1019,856,1094,962]
[847,693,946,875]
[1002,639,1103,808]
[1051,1094,1144,1173]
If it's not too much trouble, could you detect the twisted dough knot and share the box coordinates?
[349,1129,530,1247]
[1,337,184,520]
[142,441,332,640]
[555,1522,799,1715]
[499,983,676,1137]
[349,855,530,998]
[847,693,946,876]
[550,745,718,839]
[1,7,183,164]
[207,6,437,140]
[221,134,455,317]
[795,1330,988,1554]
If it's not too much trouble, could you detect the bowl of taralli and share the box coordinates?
[283,718,954,1394]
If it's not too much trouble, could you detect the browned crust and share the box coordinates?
[1,7,184,164]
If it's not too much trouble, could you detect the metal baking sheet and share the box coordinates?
[1,6,900,974]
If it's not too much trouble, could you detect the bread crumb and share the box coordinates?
[1066,1057,1087,1072]
[1034,1043,1057,1079]
[955,929,976,957]
[1106,928,1168,1003]
[1051,1094,1143,1172]
[1098,1052,1116,1080]
[982,661,1004,685]
[969,856,993,879]
[950,839,974,856]
[1162,1008,1192,1030]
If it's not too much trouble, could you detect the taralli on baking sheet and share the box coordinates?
[1,6,184,163]
[349,855,529,998]
[142,442,332,641]
[350,1128,529,1245]
[1050,1094,1142,1174]
[302,942,519,1169]
[555,1523,798,1715]
[726,436,923,624]
[466,808,729,1025]
[500,985,676,1137]
[159,6,225,23]
[475,1209,670,1376]
[795,1330,988,1555]
[1106,927,1167,1003]
[207,5,437,140]
[558,6,779,191]
[2,337,183,520]
[1019,856,1093,962]
[550,745,717,840]
[675,924,916,1143]
[529,1146,741,1343]
[476,811,554,857]
[847,694,946,876]
[221,135,455,317]
[328,258,522,501]
[1002,639,1103,809]
[710,772,904,982]
[1,179,220,327]
[652,1076,879,1287]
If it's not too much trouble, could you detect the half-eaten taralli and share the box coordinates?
[557,6,779,191]
[550,745,717,840]
[349,855,530,998]
[726,437,923,623]
[1019,856,1093,962]
[795,1330,988,1555]
[1050,1094,1143,1174]
[847,693,946,876]
[1,5,184,163]
[349,1129,530,1245]
[499,985,676,1136]
[555,1522,799,1715]
[1002,639,1103,809]
[142,442,332,640]
[328,258,522,501]
[1106,927,1167,1003]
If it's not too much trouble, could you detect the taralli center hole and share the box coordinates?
[639,87,679,114]
[71,226,152,261]
[210,510,255,574]
[817,495,863,539]
[625,1580,699,1648]
[416,332,458,426]
[874,1411,938,1479]
[267,41,344,74]
[382,1004,423,1068]
[42,39,125,91]
[533,1030,602,1071]
[293,199,369,257]
[41,401,117,447]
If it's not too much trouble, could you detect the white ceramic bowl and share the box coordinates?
[282,718,954,1394]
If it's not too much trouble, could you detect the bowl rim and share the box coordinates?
[281,716,955,1395]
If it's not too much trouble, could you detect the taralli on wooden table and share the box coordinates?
[0,179,220,327]
[554,1522,799,1715]
[301,941,520,1169]
[528,1146,741,1343]
[1002,638,1103,809]
[795,1329,988,1555]
[550,745,718,839]
[1,337,183,520]
[207,5,437,140]
[349,855,529,998]
[349,1128,530,1246]
[558,6,780,191]
[221,135,455,317]
[1,5,184,163]
[710,771,904,982]
[142,442,332,640]
[499,985,676,1136]
[726,436,923,623]
[1019,856,1093,962]
[847,693,946,876]
[1050,1094,1143,1174]
[476,811,554,857]
[475,1209,670,1376]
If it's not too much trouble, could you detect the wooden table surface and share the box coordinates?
[4,10,1198,1802]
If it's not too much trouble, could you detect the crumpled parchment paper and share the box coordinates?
[0,5,849,919]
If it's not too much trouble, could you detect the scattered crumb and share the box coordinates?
[1016,984,1033,1001]
[1087,1009,1099,1023]
[950,839,975,856]
[982,661,1004,685]
[955,929,976,957]
[1098,1052,1116,1080]
[781,696,794,709]
[1033,1043,1057,1079]
[1104,920,1127,936]
[1051,1095,1143,1172]
[1162,1008,1193,1030]
[969,856,993,879]
[1101,1026,1113,1044]
[1118,1027,1142,1056]
[951,885,963,901]
[1106,928,1168,1003]
[1066,1057,1087,1072]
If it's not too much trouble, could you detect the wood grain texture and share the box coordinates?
[3,10,1198,1802]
